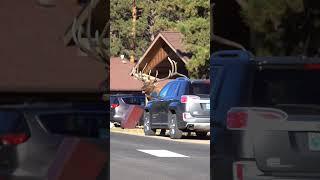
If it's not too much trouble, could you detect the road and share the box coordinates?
[110,132,210,180]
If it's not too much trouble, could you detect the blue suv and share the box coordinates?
[143,77,210,139]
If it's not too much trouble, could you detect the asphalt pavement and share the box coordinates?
[110,132,210,180]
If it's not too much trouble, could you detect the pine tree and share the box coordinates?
[110,0,210,78]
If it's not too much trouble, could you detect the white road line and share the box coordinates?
[136,149,189,157]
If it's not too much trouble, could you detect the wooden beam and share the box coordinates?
[144,47,168,73]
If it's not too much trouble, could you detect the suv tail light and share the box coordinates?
[232,161,263,180]
[234,163,244,180]
[0,133,29,145]
[304,64,320,70]
[227,107,288,130]
[227,110,248,129]
[181,95,200,103]
[111,104,119,109]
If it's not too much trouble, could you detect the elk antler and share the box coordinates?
[71,0,109,94]
[132,57,187,99]
[72,0,110,95]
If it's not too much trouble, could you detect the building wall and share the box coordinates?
[0,1,105,93]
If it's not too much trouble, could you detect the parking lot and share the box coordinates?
[110,126,210,145]
[110,132,210,180]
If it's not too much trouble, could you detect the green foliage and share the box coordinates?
[177,17,210,78]
[110,0,210,78]
[238,0,320,57]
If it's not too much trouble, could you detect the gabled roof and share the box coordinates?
[160,31,191,61]
[110,57,143,91]
[136,31,192,67]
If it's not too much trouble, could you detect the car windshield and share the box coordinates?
[190,82,210,95]
[252,69,320,114]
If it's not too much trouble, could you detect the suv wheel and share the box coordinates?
[144,111,156,136]
[168,112,183,139]
[196,132,208,137]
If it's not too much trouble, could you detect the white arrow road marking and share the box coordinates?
[137,149,189,157]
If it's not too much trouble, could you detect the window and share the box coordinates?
[110,97,119,105]
[38,112,108,138]
[159,83,172,98]
[252,69,320,114]
[0,111,28,134]
[167,82,179,98]
[189,82,210,95]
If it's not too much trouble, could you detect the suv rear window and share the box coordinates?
[38,112,108,138]
[190,82,210,95]
[0,111,28,134]
[252,69,320,113]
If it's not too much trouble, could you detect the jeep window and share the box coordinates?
[159,83,172,98]
[189,82,210,95]
[252,69,320,114]
[38,112,107,138]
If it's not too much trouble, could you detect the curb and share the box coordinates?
[110,127,210,145]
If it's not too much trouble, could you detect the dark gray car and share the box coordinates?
[110,95,145,126]
[0,103,108,180]
[211,50,320,180]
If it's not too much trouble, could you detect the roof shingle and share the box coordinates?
[110,57,143,91]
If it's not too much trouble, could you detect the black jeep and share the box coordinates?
[211,50,320,180]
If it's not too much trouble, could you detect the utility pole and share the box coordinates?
[130,0,137,63]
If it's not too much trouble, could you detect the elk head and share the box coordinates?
[132,57,187,101]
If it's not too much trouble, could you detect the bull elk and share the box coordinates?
[131,57,188,102]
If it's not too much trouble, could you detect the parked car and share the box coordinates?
[144,77,210,139]
[0,102,108,180]
[110,94,145,126]
[211,50,320,180]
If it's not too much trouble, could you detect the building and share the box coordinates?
[0,0,107,102]
[132,31,191,80]
[110,57,143,94]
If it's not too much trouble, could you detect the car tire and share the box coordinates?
[168,112,183,139]
[144,111,156,136]
[196,132,208,137]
